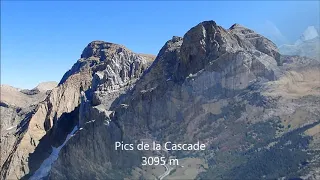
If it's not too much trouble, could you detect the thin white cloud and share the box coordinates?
[260,20,289,46]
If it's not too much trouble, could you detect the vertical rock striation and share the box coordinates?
[0,41,153,180]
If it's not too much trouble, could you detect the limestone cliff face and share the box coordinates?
[2,20,320,180]
[49,21,320,180]
[0,41,153,180]
[134,21,281,99]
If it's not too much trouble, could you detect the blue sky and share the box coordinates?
[1,1,319,89]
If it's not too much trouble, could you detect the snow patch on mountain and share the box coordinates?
[29,126,79,180]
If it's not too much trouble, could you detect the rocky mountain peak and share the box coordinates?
[229,23,280,65]
[229,23,255,34]
[229,23,244,29]
[45,20,319,180]
[179,21,236,76]
[0,38,155,179]
[60,40,150,86]
[2,19,320,180]
[176,21,281,81]
[80,40,128,60]
[171,36,183,43]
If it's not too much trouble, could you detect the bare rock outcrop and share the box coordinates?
[0,41,153,180]
[49,21,320,180]
[46,21,320,180]
[0,82,58,174]
[2,20,319,180]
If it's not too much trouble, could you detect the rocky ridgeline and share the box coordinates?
[49,21,320,180]
[178,22,281,79]
[1,21,320,180]
[131,21,282,101]
[0,82,58,173]
[0,42,153,180]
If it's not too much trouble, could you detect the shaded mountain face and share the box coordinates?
[1,21,320,180]
[279,26,320,59]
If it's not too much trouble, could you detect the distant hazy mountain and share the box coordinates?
[297,26,319,43]
[279,26,320,59]
[34,81,58,92]
[1,82,57,107]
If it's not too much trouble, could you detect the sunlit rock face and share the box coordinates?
[0,40,153,180]
[2,20,320,180]
[49,21,320,180]
[0,82,57,180]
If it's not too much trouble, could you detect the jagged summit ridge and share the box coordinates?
[4,20,320,180]
[60,40,150,85]
[81,40,156,63]
[173,20,281,85]
[47,20,320,180]
[80,40,128,59]
[0,39,154,179]
[134,20,282,95]
[229,23,251,30]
